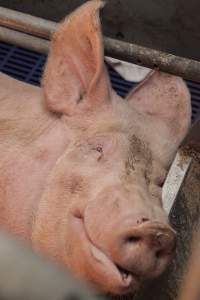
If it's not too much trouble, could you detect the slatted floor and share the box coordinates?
[0,41,199,121]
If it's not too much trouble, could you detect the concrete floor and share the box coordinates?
[0,0,200,61]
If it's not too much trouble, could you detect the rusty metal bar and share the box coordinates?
[1,6,200,82]
[162,152,192,215]
[162,118,200,215]
[163,118,200,215]
[104,37,200,82]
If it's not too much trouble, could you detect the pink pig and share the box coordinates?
[0,0,191,296]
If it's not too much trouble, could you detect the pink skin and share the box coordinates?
[0,0,191,296]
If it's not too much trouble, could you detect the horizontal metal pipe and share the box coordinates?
[0,26,50,54]
[0,6,200,82]
[104,37,200,82]
[0,6,55,39]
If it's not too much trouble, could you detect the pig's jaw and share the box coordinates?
[70,213,141,295]
[90,242,137,294]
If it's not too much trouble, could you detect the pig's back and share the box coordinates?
[0,72,53,147]
[0,73,69,240]
[0,72,44,116]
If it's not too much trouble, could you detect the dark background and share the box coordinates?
[0,0,200,60]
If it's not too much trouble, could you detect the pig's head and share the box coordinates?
[32,0,191,295]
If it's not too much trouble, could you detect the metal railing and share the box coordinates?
[0,6,200,81]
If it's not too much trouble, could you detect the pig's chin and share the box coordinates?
[70,213,141,295]
[90,243,140,295]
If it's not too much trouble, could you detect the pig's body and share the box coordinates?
[0,0,191,296]
[0,74,165,238]
[0,73,69,238]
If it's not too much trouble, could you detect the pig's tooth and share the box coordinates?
[122,271,129,280]
[116,265,131,280]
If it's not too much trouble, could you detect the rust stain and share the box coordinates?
[181,146,200,164]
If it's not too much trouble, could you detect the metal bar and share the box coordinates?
[163,117,200,215]
[0,6,55,39]
[162,152,192,215]
[104,37,200,82]
[0,26,50,54]
[1,6,200,81]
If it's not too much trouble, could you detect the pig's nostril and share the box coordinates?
[156,249,164,258]
[126,236,141,243]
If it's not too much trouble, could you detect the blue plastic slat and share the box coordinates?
[11,53,41,64]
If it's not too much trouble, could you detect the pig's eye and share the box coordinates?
[95,146,103,153]
[91,146,104,159]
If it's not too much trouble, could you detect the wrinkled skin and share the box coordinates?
[0,0,191,296]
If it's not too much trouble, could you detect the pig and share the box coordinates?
[0,0,191,296]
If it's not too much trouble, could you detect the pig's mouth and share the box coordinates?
[71,212,141,295]
[116,264,139,283]
[90,241,141,294]
[70,210,175,295]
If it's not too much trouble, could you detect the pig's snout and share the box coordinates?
[84,193,176,294]
[114,221,176,279]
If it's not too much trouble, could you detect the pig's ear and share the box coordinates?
[126,71,191,148]
[43,0,111,115]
